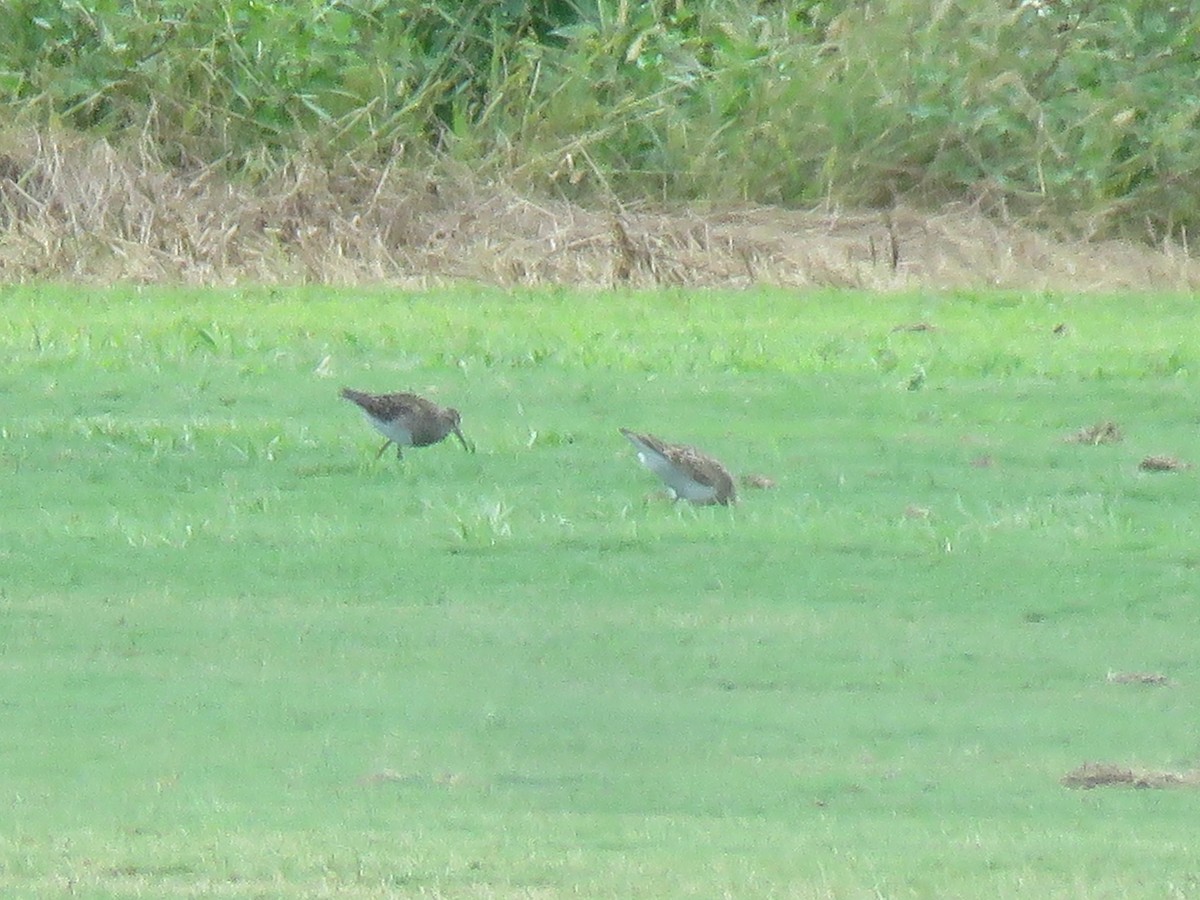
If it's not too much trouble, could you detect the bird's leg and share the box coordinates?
[396,445,404,460]
[374,440,393,460]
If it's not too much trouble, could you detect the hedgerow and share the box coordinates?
[0,0,1197,238]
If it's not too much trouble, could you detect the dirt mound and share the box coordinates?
[2,130,1200,289]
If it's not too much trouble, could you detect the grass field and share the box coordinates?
[2,284,1199,898]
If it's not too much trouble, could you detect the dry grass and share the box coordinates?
[1105,671,1175,686]
[1061,763,1200,790]
[1064,422,1123,446]
[1138,455,1193,473]
[3,129,1200,289]
[739,473,778,490]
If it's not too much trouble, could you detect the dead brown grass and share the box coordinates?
[1105,670,1175,686]
[3,129,1200,288]
[1064,421,1123,445]
[1138,455,1193,473]
[1061,762,1200,790]
[739,473,777,490]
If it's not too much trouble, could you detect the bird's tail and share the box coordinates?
[619,428,664,455]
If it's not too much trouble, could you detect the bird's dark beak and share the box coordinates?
[454,426,475,452]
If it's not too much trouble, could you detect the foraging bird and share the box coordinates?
[619,427,736,505]
[340,388,473,459]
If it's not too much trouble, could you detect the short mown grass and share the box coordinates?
[2,284,1199,897]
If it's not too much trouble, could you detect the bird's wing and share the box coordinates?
[342,389,424,419]
[664,444,734,494]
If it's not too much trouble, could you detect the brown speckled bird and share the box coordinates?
[341,388,473,460]
[619,427,736,505]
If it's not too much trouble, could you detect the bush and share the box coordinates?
[0,0,1196,238]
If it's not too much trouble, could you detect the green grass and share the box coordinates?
[2,284,1199,897]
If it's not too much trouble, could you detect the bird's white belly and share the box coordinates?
[366,415,413,446]
[638,451,717,502]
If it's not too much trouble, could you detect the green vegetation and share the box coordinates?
[1,1,1197,237]
[2,284,1198,896]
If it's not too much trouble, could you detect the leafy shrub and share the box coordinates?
[0,0,1196,237]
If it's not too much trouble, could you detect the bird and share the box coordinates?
[619,428,736,505]
[340,388,473,460]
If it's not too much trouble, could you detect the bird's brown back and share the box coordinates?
[341,388,462,447]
